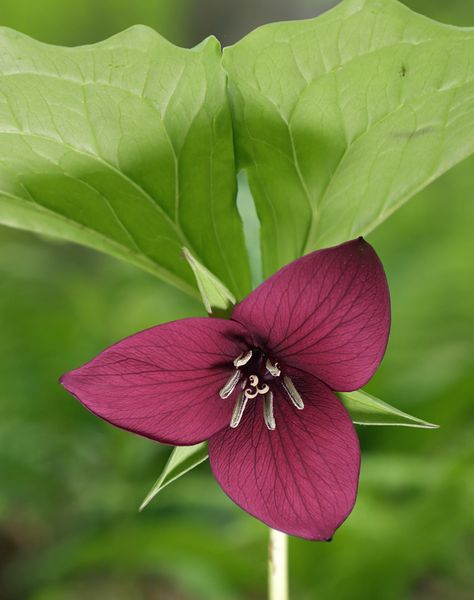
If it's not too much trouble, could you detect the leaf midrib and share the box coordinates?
[1,66,245,295]
[231,39,473,255]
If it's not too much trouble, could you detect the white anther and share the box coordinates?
[230,391,248,428]
[233,350,253,368]
[249,374,259,386]
[219,369,241,399]
[265,359,281,377]
[282,376,304,410]
[263,390,276,430]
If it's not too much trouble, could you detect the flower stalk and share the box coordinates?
[268,528,288,600]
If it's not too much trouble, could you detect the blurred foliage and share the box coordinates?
[404,0,474,26]
[0,1,473,599]
[0,0,192,46]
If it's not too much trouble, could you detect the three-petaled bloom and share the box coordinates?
[61,238,390,540]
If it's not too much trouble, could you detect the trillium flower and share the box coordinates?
[61,238,390,540]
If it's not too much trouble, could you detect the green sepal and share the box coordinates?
[337,389,439,429]
[139,442,208,511]
[182,247,236,315]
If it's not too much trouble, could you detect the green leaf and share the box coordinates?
[223,0,474,276]
[139,442,208,511]
[0,27,251,298]
[337,389,439,428]
[182,247,235,314]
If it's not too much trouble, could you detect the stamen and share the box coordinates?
[219,369,241,399]
[249,374,259,386]
[233,349,253,368]
[263,390,276,430]
[265,358,281,377]
[282,376,304,410]
[230,391,248,428]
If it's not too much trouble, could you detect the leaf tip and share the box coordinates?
[139,488,159,512]
[138,498,149,512]
[423,421,440,430]
[192,34,222,56]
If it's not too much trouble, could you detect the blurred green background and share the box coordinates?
[1,1,473,599]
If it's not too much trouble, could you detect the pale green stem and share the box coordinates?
[268,528,288,600]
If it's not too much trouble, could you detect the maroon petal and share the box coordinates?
[232,238,390,391]
[208,375,360,540]
[60,318,248,445]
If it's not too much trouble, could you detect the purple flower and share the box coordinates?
[61,238,390,540]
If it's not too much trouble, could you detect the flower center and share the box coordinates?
[219,349,304,431]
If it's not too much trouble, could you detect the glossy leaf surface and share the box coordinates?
[224,0,474,275]
[0,27,251,298]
